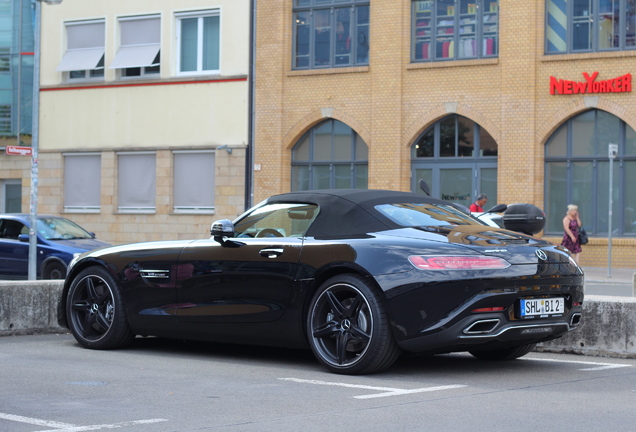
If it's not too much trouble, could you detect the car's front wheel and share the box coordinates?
[43,261,66,279]
[307,274,401,375]
[66,266,135,350]
[468,343,536,361]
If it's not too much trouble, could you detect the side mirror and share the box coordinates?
[486,203,507,213]
[18,234,30,243]
[211,219,234,243]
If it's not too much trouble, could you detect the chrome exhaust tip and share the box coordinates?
[570,313,582,327]
[463,319,500,335]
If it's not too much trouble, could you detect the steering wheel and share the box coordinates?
[255,228,284,238]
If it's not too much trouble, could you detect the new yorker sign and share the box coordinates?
[550,72,632,95]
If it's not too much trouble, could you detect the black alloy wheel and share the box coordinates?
[66,266,135,350]
[469,343,536,361]
[43,261,66,279]
[307,274,401,375]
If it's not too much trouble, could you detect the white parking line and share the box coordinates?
[524,357,633,371]
[279,377,466,399]
[0,412,167,432]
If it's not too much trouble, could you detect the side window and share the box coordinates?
[293,1,369,69]
[57,20,105,81]
[176,10,220,75]
[0,220,26,240]
[111,16,161,78]
[234,203,319,238]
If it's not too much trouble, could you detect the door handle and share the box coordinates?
[259,248,284,258]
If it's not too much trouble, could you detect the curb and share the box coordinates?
[1,283,635,359]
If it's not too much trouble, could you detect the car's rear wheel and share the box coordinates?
[66,266,135,350]
[468,343,536,361]
[307,274,401,375]
[43,261,66,279]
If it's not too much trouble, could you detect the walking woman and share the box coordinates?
[561,204,582,264]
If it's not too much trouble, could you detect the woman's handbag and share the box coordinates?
[578,227,589,245]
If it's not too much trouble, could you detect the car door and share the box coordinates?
[174,202,318,323]
[0,219,29,279]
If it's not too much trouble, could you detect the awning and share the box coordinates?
[56,48,104,72]
[109,44,160,69]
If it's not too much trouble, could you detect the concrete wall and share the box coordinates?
[1,283,635,360]
[0,281,65,336]
[537,295,636,358]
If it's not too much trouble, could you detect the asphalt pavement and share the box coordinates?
[582,266,635,297]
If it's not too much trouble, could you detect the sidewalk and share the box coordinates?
[582,266,635,284]
[582,266,635,297]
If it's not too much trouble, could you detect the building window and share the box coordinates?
[546,0,636,53]
[173,151,215,213]
[117,152,156,213]
[544,110,636,236]
[292,119,368,191]
[176,10,220,75]
[411,115,498,209]
[110,16,160,78]
[293,0,370,69]
[63,153,101,212]
[56,20,105,80]
[1,179,22,213]
[412,0,499,62]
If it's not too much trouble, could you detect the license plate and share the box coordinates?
[520,298,564,317]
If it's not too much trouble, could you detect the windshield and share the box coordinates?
[36,218,93,240]
[375,203,479,227]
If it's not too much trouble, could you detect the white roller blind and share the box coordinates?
[110,17,160,69]
[118,153,156,211]
[173,151,215,211]
[64,154,101,211]
[57,21,105,72]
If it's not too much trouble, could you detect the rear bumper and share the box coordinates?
[398,309,583,353]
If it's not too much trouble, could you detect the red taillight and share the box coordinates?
[472,307,506,313]
[408,255,511,270]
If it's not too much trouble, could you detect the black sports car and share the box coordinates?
[57,189,584,374]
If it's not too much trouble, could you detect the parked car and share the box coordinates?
[57,189,583,375]
[0,214,110,280]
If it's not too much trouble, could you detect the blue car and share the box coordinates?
[0,214,110,280]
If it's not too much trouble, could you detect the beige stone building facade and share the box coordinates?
[0,0,249,244]
[253,0,636,268]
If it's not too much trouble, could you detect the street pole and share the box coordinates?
[28,0,42,280]
[607,143,618,279]
[28,0,63,279]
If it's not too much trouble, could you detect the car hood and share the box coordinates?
[45,238,111,253]
[383,226,572,265]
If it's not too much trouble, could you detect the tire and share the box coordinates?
[306,274,401,375]
[468,343,536,361]
[43,261,66,279]
[66,266,135,350]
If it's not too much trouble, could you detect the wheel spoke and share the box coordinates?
[313,320,340,339]
[94,311,111,333]
[336,332,352,365]
[81,313,96,338]
[86,278,99,302]
[349,325,370,344]
[325,290,347,317]
[72,301,91,313]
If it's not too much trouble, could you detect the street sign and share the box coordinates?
[5,146,33,156]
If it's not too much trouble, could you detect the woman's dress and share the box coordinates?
[561,218,582,254]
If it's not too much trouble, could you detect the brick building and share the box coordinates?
[253,0,636,267]
[0,0,249,245]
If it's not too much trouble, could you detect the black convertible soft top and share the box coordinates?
[267,189,462,238]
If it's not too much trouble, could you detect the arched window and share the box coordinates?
[291,119,368,191]
[544,109,636,236]
[411,115,498,209]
